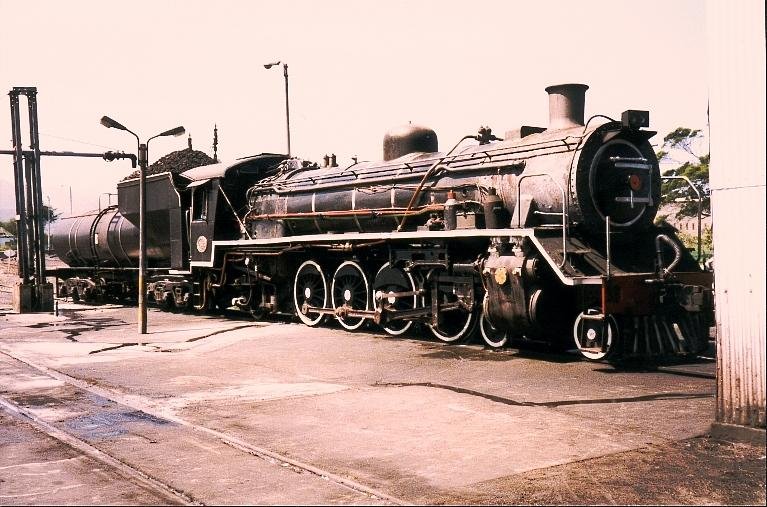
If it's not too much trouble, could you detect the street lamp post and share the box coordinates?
[264,61,291,156]
[100,116,185,334]
[46,195,51,252]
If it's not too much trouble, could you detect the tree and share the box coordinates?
[0,206,58,231]
[677,225,714,261]
[656,127,710,219]
[0,218,17,237]
[0,205,59,246]
[42,204,60,225]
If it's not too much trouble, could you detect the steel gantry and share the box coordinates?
[1,87,135,312]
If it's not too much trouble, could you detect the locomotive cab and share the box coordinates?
[187,178,218,263]
[181,153,288,264]
[187,177,250,263]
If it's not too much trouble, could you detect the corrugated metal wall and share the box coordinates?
[706,0,766,428]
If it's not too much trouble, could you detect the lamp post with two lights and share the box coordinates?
[100,116,185,334]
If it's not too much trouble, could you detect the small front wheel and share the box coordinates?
[573,310,618,361]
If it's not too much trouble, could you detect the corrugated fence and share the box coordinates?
[707,0,766,428]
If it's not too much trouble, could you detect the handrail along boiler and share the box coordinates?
[50,84,714,361]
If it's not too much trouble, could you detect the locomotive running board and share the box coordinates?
[191,228,604,287]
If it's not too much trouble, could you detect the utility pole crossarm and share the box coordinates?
[1,149,138,168]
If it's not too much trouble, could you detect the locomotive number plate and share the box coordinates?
[196,235,208,253]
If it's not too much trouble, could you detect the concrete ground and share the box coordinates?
[0,302,764,505]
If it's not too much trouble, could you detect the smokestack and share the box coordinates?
[545,83,589,130]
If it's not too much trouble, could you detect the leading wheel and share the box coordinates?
[293,260,328,327]
[373,262,417,336]
[331,261,370,331]
[480,295,509,348]
[573,309,618,361]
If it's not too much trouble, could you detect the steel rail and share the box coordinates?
[0,392,200,506]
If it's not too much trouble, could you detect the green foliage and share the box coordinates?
[0,206,58,248]
[663,127,702,145]
[0,205,57,233]
[677,225,714,263]
[657,127,710,219]
[0,219,17,237]
[662,158,710,217]
[41,204,60,224]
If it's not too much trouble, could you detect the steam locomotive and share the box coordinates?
[50,84,714,361]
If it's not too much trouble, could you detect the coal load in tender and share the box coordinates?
[122,148,215,180]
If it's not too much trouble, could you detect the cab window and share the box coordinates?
[192,187,208,221]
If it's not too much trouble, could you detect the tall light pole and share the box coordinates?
[264,61,291,156]
[100,116,185,334]
[46,195,51,252]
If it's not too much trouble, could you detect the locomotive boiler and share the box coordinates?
[50,83,714,362]
[246,84,658,238]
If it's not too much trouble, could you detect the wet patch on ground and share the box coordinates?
[19,316,129,342]
[8,393,67,408]
[64,409,175,440]
[417,342,582,363]
[88,343,139,354]
[85,391,119,408]
[185,323,262,342]
[374,381,713,408]
[419,348,517,362]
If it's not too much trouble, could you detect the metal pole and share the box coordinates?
[696,198,702,262]
[23,155,36,283]
[605,216,611,279]
[9,92,28,280]
[27,91,46,288]
[138,142,148,334]
[283,63,291,157]
[46,196,51,252]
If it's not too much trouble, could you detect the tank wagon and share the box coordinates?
[50,84,714,361]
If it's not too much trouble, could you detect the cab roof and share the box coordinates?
[179,153,287,182]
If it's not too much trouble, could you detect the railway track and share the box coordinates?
[0,349,407,506]
[0,393,196,505]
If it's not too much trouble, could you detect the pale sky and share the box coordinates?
[1,0,708,215]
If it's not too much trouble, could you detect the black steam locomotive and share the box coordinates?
[50,84,714,361]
